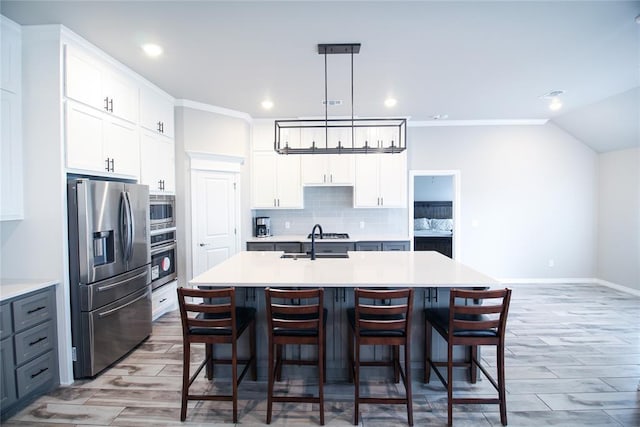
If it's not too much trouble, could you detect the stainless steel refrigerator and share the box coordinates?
[67,178,152,378]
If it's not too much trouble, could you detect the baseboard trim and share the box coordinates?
[498,277,640,296]
[596,279,640,297]
[498,278,597,284]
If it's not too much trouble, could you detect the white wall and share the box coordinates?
[174,106,251,287]
[414,175,453,201]
[597,147,640,290]
[408,122,598,280]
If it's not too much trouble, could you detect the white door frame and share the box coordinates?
[187,152,243,281]
[408,170,461,260]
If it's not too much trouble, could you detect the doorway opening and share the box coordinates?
[409,170,461,259]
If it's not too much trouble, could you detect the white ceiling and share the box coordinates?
[2,0,639,152]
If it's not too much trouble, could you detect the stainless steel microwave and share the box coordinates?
[149,194,175,231]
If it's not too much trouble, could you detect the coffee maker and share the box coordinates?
[255,217,271,237]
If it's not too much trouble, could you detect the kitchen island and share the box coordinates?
[190,251,500,381]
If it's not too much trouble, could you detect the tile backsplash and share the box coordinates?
[254,186,408,236]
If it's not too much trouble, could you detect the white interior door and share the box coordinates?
[192,170,239,278]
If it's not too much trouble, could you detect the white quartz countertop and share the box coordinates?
[246,234,410,243]
[0,278,59,302]
[191,251,499,288]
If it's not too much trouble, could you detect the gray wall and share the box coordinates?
[597,147,640,290]
[408,122,598,280]
[174,106,251,286]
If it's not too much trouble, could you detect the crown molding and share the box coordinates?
[175,99,252,123]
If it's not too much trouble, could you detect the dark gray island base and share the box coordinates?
[191,251,500,382]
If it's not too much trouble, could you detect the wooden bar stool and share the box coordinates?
[177,287,257,423]
[424,288,512,426]
[347,288,414,426]
[265,287,326,425]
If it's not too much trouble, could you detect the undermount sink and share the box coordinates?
[280,253,349,259]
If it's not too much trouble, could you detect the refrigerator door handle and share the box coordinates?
[96,270,148,293]
[119,191,132,262]
[97,289,149,318]
[124,191,134,262]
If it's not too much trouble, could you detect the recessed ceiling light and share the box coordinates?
[549,98,563,111]
[261,100,274,110]
[384,98,397,108]
[142,43,163,57]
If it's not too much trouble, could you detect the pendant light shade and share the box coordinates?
[274,43,407,154]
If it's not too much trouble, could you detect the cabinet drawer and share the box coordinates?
[0,304,11,340]
[382,241,409,251]
[152,281,177,320]
[16,350,55,399]
[274,242,302,253]
[355,242,382,251]
[12,289,55,333]
[246,242,275,251]
[14,320,55,365]
[302,242,355,253]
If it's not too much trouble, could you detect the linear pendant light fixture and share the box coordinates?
[274,43,406,154]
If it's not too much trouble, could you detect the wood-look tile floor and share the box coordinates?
[4,283,639,426]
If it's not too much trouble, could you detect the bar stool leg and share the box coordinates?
[447,342,454,426]
[353,341,361,426]
[498,343,508,426]
[405,343,413,426]
[180,342,190,421]
[232,340,238,423]
[267,341,275,424]
[393,345,400,383]
[470,345,478,383]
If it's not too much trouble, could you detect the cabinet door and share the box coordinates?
[140,85,174,138]
[378,152,407,207]
[1,18,20,94]
[65,101,105,172]
[301,154,329,185]
[0,89,23,220]
[103,117,139,177]
[275,155,302,208]
[327,154,354,185]
[103,70,138,123]
[140,131,175,193]
[64,44,104,111]
[251,152,277,208]
[354,154,379,207]
[0,338,17,410]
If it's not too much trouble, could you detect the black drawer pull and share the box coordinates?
[30,367,48,378]
[29,336,47,346]
[27,306,46,315]
[159,298,167,303]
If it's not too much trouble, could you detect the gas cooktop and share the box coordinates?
[307,232,350,239]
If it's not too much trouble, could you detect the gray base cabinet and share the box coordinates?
[0,286,59,421]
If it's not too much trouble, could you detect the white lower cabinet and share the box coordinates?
[354,152,407,208]
[65,101,139,178]
[140,130,175,194]
[251,151,302,209]
[152,280,178,321]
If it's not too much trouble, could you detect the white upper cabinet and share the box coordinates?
[64,44,138,123]
[251,151,302,209]
[66,100,139,178]
[1,17,23,221]
[140,129,175,194]
[301,154,354,185]
[140,85,174,138]
[354,151,407,208]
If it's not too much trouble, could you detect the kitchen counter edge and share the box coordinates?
[0,279,59,303]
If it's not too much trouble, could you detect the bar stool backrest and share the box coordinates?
[265,288,324,334]
[448,288,511,340]
[354,288,413,336]
[178,287,237,338]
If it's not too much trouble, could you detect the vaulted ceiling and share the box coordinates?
[2,0,639,152]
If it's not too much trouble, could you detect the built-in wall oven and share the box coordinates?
[149,194,177,291]
[150,228,177,290]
